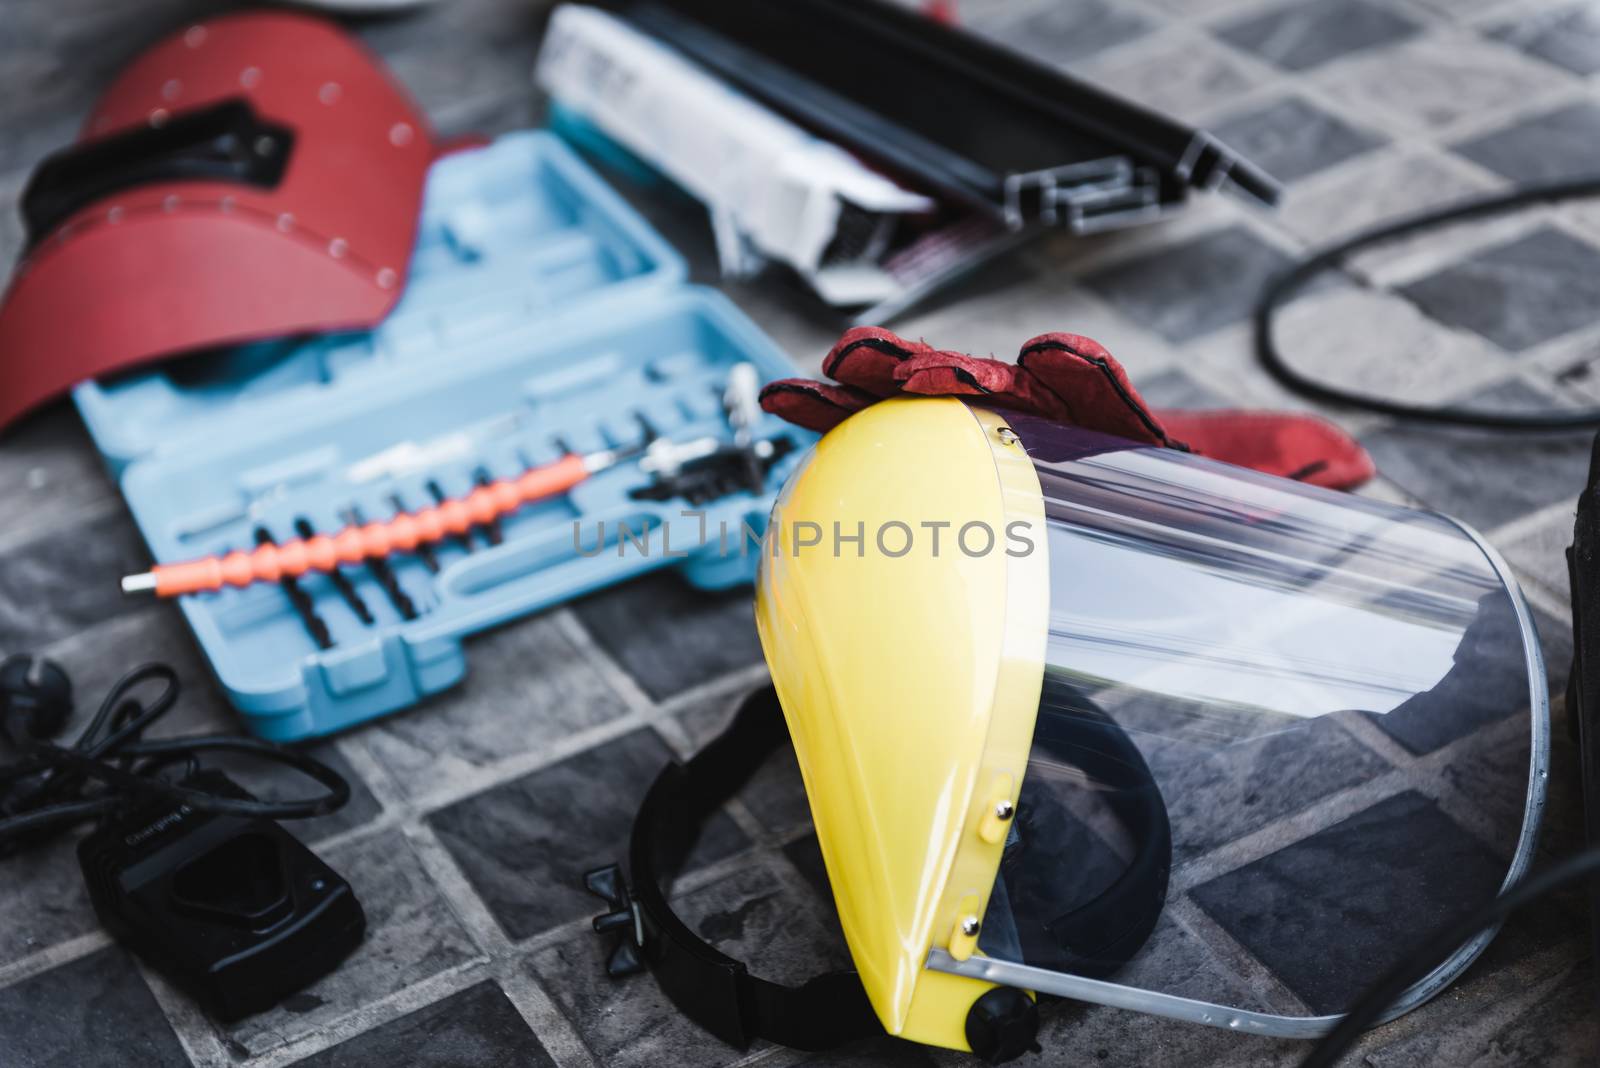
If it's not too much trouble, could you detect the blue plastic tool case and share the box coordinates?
[73,131,811,741]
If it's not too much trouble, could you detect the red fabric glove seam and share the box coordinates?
[1018,339,1181,451]
[825,334,918,378]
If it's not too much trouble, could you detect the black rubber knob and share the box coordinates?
[965,986,1042,1064]
[0,654,72,740]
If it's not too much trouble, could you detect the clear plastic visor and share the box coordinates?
[932,410,1549,1037]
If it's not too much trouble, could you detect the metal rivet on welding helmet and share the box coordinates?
[596,396,1549,1062]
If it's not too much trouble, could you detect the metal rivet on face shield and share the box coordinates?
[996,427,1020,446]
[961,916,981,938]
[994,799,1015,822]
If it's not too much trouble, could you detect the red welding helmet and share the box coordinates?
[0,12,439,432]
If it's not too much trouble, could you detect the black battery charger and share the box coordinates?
[77,769,365,1021]
[1,658,362,1021]
[77,767,366,1020]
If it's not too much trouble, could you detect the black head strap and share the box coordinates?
[585,683,1172,1056]
[1005,681,1172,974]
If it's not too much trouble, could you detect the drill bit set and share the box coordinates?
[121,368,785,603]
[70,132,810,740]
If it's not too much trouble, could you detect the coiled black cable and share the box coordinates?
[1256,174,1600,430]
[0,662,349,849]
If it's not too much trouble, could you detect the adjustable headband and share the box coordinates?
[586,683,1173,1056]
[1003,676,1173,974]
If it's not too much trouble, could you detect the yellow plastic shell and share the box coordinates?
[754,397,1048,1052]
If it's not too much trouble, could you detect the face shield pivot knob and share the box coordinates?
[965,987,1042,1064]
[585,864,646,977]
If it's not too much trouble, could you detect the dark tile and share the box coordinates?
[1134,709,1392,864]
[1454,102,1600,184]
[529,861,851,1068]
[1489,5,1600,76]
[573,571,763,701]
[1360,381,1593,529]
[0,507,151,650]
[1210,96,1385,184]
[0,946,189,1068]
[1401,227,1600,352]
[292,981,554,1068]
[676,686,812,836]
[1216,0,1421,71]
[1189,790,1510,1013]
[973,0,1154,67]
[428,727,748,940]
[223,829,480,1056]
[361,615,632,800]
[1083,226,1298,342]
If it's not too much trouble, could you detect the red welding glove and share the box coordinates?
[758,327,1374,490]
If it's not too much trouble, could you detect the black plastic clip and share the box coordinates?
[585,864,645,977]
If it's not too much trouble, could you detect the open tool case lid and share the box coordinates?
[75,131,810,741]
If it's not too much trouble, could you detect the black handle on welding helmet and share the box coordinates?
[21,97,295,249]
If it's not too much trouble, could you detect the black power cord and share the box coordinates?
[0,662,349,850]
[1301,845,1600,1067]
[1256,175,1600,430]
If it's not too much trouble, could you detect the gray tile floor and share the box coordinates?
[1,0,1598,1065]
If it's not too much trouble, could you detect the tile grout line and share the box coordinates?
[0,930,111,996]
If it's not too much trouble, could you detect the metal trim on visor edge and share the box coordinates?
[928,514,1551,1040]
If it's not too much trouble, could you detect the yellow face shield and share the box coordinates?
[590,396,1547,1064]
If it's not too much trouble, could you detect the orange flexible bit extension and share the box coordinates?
[122,452,595,598]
